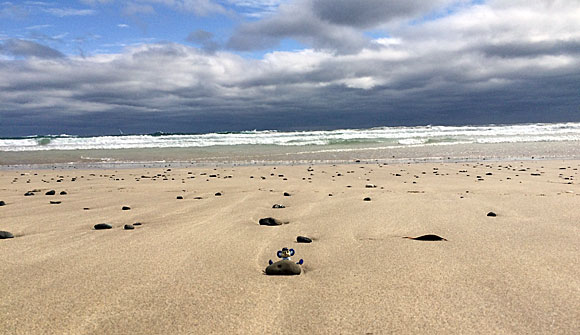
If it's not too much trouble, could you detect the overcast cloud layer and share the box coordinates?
[1,0,579,136]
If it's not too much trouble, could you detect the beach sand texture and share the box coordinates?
[1,160,579,334]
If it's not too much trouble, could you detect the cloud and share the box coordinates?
[1,0,580,136]
[118,23,130,28]
[43,7,97,17]
[186,29,220,52]
[0,39,64,58]
[227,0,460,53]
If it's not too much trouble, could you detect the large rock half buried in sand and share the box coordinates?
[265,260,301,276]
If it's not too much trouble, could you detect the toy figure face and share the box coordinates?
[277,247,295,258]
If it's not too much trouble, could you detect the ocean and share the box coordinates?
[2,122,580,168]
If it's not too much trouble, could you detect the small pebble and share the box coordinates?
[297,236,312,243]
[124,224,135,230]
[487,212,497,217]
[122,206,131,210]
[45,190,56,195]
[363,197,371,201]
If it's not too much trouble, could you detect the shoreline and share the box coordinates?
[2,140,580,170]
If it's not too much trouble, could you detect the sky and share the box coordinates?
[0,0,579,136]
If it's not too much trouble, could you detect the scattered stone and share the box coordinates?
[404,234,447,241]
[297,236,312,243]
[365,184,376,188]
[265,260,301,276]
[283,192,291,196]
[259,217,287,226]
[60,191,67,195]
[215,192,222,196]
[133,222,143,226]
[49,201,61,205]
[363,197,371,201]
[83,208,90,210]
[272,204,286,209]
[0,231,14,239]
[122,206,131,210]
[24,192,34,196]
[45,190,56,195]
[531,173,541,176]
[194,196,203,200]
[124,224,135,230]
[176,196,183,199]
[94,223,113,230]
[487,212,497,217]
[0,201,5,206]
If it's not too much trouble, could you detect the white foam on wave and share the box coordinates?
[1,122,580,152]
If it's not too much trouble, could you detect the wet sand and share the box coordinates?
[1,160,579,334]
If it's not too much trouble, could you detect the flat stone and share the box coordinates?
[365,184,376,188]
[297,236,312,243]
[45,190,56,195]
[363,197,371,201]
[0,201,5,206]
[60,191,67,195]
[124,224,135,230]
[265,260,301,276]
[487,212,497,217]
[133,222,143,226]
[0,231,14,239]
[283,192,291,196]
[405,234,447,241]
[272,204,286,209]
[122,206,131,210]
[49,201,61,204]
[24,192,34,196]
[94,223,113,230]
[215,192,222,196]
[176,196,183,199]
[259,217,287,226]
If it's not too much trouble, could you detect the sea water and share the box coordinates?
[1,123,580,168]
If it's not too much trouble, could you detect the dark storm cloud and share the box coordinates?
[227,0,455,53]
[0,39,65,59]
[1,1,580,136]
[311,0,449,28]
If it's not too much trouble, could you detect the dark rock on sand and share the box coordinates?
[215,192,222,196]
[94,223,113,230]
[124,224,135,230]
[0,231,15,239]
[272,204,286,209]
[487,211,497,217]
[265,260,301,275]
[259,217,287,226]
[0,201,5,206]
[404,234,447,241]
[60,191,67,195]
[283,192,291,196]
[122,206,131,210]
[50,201,61,204]
[297,236,312,243]
[45,190,56,195]
[363,197,371,201]
[133,222,143,226]
[176,196,183,199]
[24,192,34,196]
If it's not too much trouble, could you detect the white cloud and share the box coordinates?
[43,7,97,17]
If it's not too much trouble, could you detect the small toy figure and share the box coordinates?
[269,247,303,265]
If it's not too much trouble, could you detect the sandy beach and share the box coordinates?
[1,160,579,334]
